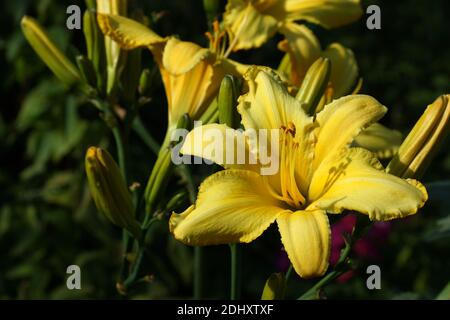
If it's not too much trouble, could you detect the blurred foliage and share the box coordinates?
[0,0,449,299]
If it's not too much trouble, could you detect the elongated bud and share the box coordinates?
[387,95,450,178]
[85,147,141,239]
[165,190,188,212]
[296,57,331,115]
[218,75,238,128]
[261,273,286,300]
[138,69,152,96]
[21,16,80,86]
[76,55,97,88]
[97,0,128,94]
[83,9,106,93]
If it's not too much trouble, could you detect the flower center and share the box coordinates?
[265,122,306,209]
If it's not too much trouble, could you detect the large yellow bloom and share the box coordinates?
[97,14,248,127]
[170,68,427,278]
[224,0,362,51]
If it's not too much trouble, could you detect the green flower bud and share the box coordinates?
[85,147,141,239]
[97,0,128,94]
[296,57,331,115]
[138,69,152,97]
[21,16,80,86]
[218,75,238,128]
[261,272,286,300]
[387,95,450,179]
[83,9,106,93]
[203,0,220,25]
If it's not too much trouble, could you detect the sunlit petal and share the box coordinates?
[170,169,287,245]
[308,148,428,221]
[277,209,330,278]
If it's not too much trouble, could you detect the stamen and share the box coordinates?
[276,124,306,209]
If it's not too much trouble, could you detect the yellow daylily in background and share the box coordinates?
[98,13,248,127]
[224,0,362,51]
[170,68,427,278]
[278,22,358,99]
[278,23,403,158]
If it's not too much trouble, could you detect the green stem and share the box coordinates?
[111,126,127,182]
[297,238,353,300]
[119,232,133,282]
[123,245,146,289]
[285,265,293,283]
[194,246,203,299]
[179,164,204,299]
[297,269,343,300]
[230,244,241,300]
[132,116,160,155]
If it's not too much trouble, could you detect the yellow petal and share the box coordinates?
[354,123,403,159]
[238,67,312,131]
[162,38,211,75]
[278,22,321,86]
[224,0,279,51]
[97,13,165,49]
[163,53,215,124]
[239,67,317,187]
[323,43,358,98]
[308,148,428,221]
[170,169,287,245]
[281,0,363,29]
[314,95,387,170]
[277,209,330,278]
[180,123,259,172]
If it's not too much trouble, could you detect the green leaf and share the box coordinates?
[436,281,450,300]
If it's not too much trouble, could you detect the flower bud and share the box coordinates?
[296,57,331,115]
[85,147,141,239]
[203,0,220,25]
[97,0,128,94]
[218,75,238,128]
[261,272,286,300]
[21,16,80,86]
[387,95,450,178]
[138,69,152,97]
[83,9,106,93]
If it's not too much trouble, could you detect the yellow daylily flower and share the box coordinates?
[97,13,248,127]
[224,0,362,51]
[278,23,402,158]
[170,68,427,278]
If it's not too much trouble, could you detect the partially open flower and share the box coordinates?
[224,0,363,51]
[97,13,248,128]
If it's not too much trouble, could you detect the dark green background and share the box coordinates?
[0,0,449,299]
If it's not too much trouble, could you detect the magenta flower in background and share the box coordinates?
[330,214,393,282]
